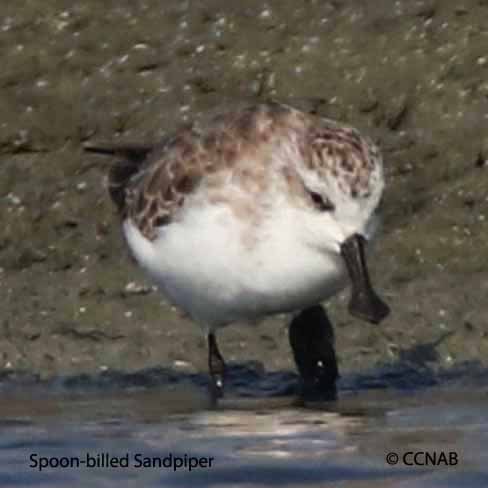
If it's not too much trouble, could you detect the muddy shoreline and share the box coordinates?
[1,0,487,383]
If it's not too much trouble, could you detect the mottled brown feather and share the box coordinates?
[85,102,380,240]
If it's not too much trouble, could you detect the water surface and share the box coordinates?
[1,366,487,487]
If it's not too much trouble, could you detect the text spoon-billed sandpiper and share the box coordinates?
[85,101,390,399]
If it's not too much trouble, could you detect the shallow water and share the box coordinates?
[1,366,488,488]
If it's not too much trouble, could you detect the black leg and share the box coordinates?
[288,305,338,400]
[208,333,226,398]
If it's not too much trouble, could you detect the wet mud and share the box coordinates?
[1,0,488,387]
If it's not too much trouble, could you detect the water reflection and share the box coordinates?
[0,366,488,487]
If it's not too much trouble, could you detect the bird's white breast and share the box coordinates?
[122,198,348,331]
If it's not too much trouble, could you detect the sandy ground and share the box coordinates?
[1,0,487,382]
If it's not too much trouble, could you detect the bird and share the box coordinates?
[84,101,390,398]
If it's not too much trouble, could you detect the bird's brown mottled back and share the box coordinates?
[120,102,305,239]
[87,102,381,241]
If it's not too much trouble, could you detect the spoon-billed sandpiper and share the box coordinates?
[85,101,390,398]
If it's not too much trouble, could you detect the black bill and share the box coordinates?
[340,234,390,324]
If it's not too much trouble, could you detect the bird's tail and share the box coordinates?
[83,143,154,215]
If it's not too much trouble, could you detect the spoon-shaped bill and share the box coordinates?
[340,234,390,324]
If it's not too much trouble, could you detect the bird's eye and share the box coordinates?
[309,191,335,212]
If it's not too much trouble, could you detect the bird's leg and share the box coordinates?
[288,305,338,400]
[208,332,226,398]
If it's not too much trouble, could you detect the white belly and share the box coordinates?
[123,204,347,330]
